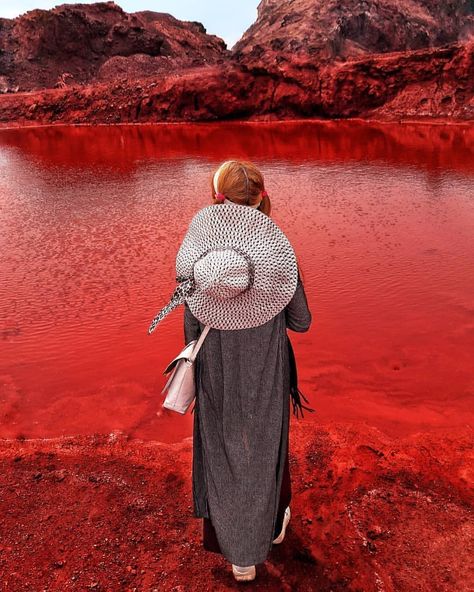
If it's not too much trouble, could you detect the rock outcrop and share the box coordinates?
[0,42,471,125]
[0,2,228,92]
[233,0,474,66]
[0,0,472,124]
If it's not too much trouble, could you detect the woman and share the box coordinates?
[150,160,312,582]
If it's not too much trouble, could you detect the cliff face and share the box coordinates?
[233,0,474,65]
[0,2,228,91]
[273,42,474,120]
[0,0,472,123]
[0,43,471,125]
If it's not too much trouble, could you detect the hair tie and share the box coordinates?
[262,190,268,198]
[215,192,225,203]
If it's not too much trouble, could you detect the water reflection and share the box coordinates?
[0,121,473,442]
[0,121,472,172]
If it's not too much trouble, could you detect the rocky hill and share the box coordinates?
[233,0,474,66]
[0,0,472,123]
[1,41,471,124]
[0,1,228,92]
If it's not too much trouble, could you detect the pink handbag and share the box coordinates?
[161,325,211,414]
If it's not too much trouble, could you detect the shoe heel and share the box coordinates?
[232,564,256,581]
[273,506,291,544]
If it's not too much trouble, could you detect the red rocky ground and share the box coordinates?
[0,420,472,591]
[0,1,473,125]
[0,42,472,126]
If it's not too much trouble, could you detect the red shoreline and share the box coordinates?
[0,115,472,131]
[1,420,472,591]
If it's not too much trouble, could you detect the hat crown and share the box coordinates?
[174,203,298,330]
[193,248,252,301]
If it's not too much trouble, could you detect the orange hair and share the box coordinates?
[210,160,272,217]
[210,160,306,283]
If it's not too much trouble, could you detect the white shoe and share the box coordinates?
[273,506,291,544]
[232,564,256,582]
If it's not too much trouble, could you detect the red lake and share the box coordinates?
[0,121,473,442]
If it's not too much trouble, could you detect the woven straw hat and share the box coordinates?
[148,201,298,332]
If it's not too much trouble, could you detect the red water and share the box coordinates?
[0,121,473,442]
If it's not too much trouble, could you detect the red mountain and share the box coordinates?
[233,0,474,65]
[0,0,472,124]
[0,2,228,92]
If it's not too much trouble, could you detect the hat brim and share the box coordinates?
[176,203,298,330]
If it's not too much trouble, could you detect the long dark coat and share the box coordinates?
[184,277,312,566]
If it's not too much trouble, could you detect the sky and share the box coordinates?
[0,1,260,49]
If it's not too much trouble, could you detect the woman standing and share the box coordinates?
[151,160,312,582]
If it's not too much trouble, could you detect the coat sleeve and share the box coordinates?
[285,275,312,333]
[184,302,201,343]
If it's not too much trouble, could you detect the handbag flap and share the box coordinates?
[161,357,195,413]
[163,340,196,375]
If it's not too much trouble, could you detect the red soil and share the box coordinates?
[0,420,472,591]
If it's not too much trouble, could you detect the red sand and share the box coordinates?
[0,420,472,591]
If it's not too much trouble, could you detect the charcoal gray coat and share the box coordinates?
[184,277,312,566]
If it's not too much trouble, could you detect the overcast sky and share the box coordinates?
[0,1,260,48]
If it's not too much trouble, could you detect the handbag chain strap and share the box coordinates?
[189,325,211,363]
